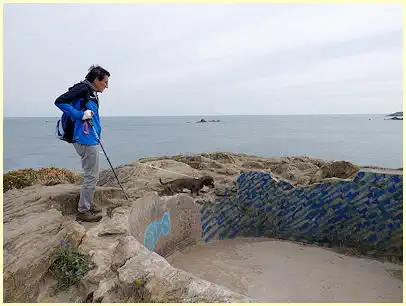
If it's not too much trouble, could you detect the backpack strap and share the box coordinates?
[81,82,100,110]
[80,86,91,111]
[83,91,90,110]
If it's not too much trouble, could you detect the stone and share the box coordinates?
[93,275,120,302]
[9,152,397,303]
[111,236,142,271]
[117,245,171,284]
[84,249,115,285]
[98,207,130,236]
[128,192,201,257]
[310,160,359,183]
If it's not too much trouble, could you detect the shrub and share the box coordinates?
[3,167,83,192]
[3,168,39,191]
[49,240,95,291]
[37,166,81,186]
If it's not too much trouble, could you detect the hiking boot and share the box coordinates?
[90,206,102,214]
[76,211,102,222]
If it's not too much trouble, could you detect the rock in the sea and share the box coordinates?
[195,118,220,123]
[387,112,403,117]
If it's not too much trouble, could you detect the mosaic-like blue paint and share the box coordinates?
[144,211,170,250]
[201,171,403,262]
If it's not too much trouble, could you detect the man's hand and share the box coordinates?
[82,110,94,120]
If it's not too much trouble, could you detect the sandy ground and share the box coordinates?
[167,238,403,302]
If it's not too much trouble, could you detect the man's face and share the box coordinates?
[93,75,109,93]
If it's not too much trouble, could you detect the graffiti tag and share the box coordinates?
[143,211,170,250]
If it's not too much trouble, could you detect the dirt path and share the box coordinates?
[167,238,402,302]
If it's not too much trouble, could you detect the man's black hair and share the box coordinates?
[85,65,110,83]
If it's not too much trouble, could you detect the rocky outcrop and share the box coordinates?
[128,193,201,257]
[100,153,359,191]
[3,183,254,302]
[387,112,403,117]
[309,161,360,184]
[3,153,376,303]
[93,236,253,302]
[3,185,83,302]
[3,184,128,302]
[195,118,221,123]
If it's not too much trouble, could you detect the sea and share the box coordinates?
[3,114,403,173]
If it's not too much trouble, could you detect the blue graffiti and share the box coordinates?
[143,211,170,250]
[199,171,403,262]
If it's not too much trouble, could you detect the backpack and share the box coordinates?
[55,93,89,143]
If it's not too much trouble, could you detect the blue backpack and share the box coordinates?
[55,96,89,143]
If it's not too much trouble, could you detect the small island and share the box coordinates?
[387,112,403,117]
[196,118,220,123]
[385,112,403,121]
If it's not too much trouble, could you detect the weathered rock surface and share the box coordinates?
[98,207,130,236]
[3,152,373,302]
[129,192,201,257]
[309,161,360,184]
[96,236,253,302]
[3,184,85,302]
[98,153,361,192]
[3,184,124,302]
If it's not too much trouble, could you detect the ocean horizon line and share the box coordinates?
[4,113,392,119]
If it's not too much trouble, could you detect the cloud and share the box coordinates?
[3,3,402,116]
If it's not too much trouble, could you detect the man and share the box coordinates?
[55,65,110,222]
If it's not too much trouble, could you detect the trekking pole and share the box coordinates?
[87,120,130,201]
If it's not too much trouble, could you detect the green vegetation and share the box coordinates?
[3,166,83,192]
[49,240,95,291]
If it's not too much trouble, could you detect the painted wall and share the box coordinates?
[201,170,403,262]
[130,193,202,258]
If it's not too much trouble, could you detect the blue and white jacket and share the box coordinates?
[55,81,101,145]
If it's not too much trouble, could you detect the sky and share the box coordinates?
[4,3,403,117]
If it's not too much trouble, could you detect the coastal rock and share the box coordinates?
[84,248,115,285]
[3,184,87,302]
[113,238,252,303]
[195,118,220,123]
[92,274,120,302]
[201,152,236,164]
[98,207,130,236]
[128,192,201,257]
[111,236,141,271]
[310,160,359,183]
[99,153,357,191]
[4,152,374,303]
[387,112,403,117]
[3,182,139,302]
[145,265,253,302]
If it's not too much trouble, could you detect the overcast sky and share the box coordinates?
[4,3,403,117]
